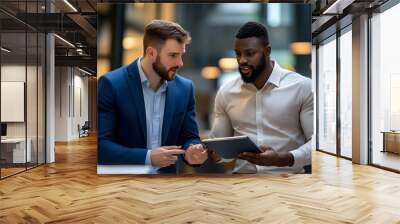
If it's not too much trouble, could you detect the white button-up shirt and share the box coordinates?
[210,61,313,174]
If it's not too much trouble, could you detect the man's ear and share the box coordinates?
[145,46,158,61]
[264,45,271,57]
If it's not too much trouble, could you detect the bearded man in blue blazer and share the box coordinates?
[98,20,208,174]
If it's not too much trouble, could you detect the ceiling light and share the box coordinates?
[63,0,78,12]
[123,36,138,50]
[54,34,75,48]
[322,0,354,15]
[135,3,145,10]
[201,66,220,79]
[290,42,312,55]
[1,47,11,53]
[78,67,92,76]
[218,58,238,71]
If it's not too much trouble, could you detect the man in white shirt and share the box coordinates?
[209,22,313,174]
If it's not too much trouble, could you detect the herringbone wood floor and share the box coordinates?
[1,135,400,223]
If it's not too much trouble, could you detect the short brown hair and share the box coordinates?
[143,20,191,54]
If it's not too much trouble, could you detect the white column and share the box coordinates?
[352,14,369,164]
[45,0,55,163]
[46,32,55,163]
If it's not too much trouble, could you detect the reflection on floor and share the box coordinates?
[0,163,42,178]
[373,150,400,171]
[0,167,25,177]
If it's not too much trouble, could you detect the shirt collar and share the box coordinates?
[137,57,168,92]
[241,60,283,89]
[266,61,282,88]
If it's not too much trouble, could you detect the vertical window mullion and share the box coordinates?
[316,44,319,151]
[25,0,28,171]
[337,28,341,157]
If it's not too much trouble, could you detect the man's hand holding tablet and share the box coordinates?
[201,136,262,160]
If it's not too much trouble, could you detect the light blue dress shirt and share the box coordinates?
[137,58,168,172]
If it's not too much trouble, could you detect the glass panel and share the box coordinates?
[27,30,38,169]
[0,0,46,178]
[339,29,352,158]
[371,4,400,171]
[1,30,27,177]
[318,37,337,154]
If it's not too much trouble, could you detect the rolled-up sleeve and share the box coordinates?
[289,79,313,169]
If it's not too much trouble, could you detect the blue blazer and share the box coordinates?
[97,59,201,173]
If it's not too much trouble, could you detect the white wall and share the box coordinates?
[55,66,69,141]
[1,65,36,137]
[55,67,89,141]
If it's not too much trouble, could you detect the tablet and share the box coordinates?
[202,136,261,159]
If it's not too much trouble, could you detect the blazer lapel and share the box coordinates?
[162,81,176,145]
[126,59,147,141]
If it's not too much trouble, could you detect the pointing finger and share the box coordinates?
[165,149,185,155]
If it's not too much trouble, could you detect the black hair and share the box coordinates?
[235,21,269,46]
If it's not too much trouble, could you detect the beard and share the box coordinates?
[152,55,179,81]
[239,54,266,83]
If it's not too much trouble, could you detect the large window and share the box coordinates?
[370,3,400,171]
[317,36,337,154]
[316,25,353,160]
[339,28,352,158]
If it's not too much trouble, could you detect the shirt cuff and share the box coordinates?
[289,149,306,169]
[145,149,160,170]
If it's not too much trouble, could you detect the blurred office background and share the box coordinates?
[97,3,312,137]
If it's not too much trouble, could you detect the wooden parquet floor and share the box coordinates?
[1,135,400,223]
